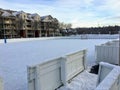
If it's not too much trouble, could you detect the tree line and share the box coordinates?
[76,25,120,34]
[59,22,120,36]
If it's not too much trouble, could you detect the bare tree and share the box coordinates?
[66,23,72,29]
[59,22,72,30]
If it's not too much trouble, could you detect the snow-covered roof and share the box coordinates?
[28,13,40,21]
[12,11,19,16]
[53,18,58,22]
[30,13,40,17]
[41,15,48,20]
[1,11,13,17]
[26,14,32,20]
[12,11,25,16]
[41,15,53,21]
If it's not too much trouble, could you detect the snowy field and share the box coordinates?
[0,38,116,90]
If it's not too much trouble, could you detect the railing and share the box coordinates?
[95,62,120,90]
[81,34,119,39]
[27,50,87,90]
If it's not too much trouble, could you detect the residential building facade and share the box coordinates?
[0,9,19,38]
[41,15,59,37]
[0,8,60,39]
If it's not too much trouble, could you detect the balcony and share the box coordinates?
[4,27,12,29]
[26,27,32,30]
[4,21,11,24]
[26,22,32,25]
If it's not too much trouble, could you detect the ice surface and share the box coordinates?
[0,38,114,90]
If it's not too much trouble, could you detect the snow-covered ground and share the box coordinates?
[58,70,97,90]
[0,38,116,90]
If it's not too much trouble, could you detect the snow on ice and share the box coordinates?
[0,38,116,90]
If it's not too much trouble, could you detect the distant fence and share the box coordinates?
[0,37,58,44]
[58,34,119,40]
[95,62,120,90]
[27,50,86,90]
[0,77,3,90]
[0,34,119,44]
[95,40,119,65]
[80,34,119,39]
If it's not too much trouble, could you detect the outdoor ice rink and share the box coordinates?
[0,38,117,90]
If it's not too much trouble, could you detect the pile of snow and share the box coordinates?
[0,39,113,90]
[58,71,97,90]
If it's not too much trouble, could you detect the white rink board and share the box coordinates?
[95,40,119,65]
[96,62,120,90]
[61,50,86,85]
[27,57,62,90]
[27,50,86,90]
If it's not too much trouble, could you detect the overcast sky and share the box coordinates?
[0,0,120,28]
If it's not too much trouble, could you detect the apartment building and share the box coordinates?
[30,13,41,37]
[0,9,19,38]
[0,8,60,39]
[40,15,59,37]
[13,11,41,38]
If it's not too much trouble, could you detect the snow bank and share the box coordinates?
[58,71,97,90]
